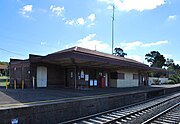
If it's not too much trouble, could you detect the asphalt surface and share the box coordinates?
[0,87,166,104]
[0,84,180,108]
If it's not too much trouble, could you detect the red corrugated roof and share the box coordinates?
[49,46,147,66]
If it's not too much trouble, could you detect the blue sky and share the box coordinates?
[0,0,180,65]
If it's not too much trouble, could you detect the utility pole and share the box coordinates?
[112,5,115,55]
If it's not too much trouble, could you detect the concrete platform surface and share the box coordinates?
[0,84,180,109]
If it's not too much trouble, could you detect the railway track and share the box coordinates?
[142,102,180,124]
[61,92,180,124]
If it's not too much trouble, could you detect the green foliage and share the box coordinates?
[167,80,176,84]
[0,69,9,76]
[0,76,9,87]
[167,63,180,77]
[166,62,180,84]
[165,58,174,67]
[168,75,180,84]
[145,51,166,68]
[0,61,9,76]
[0,61,8,65]
[114,48,127,57]
[148,71,154,77]
[148,71,167,78]
[152,79,161,85]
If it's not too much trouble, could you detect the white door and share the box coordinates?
[37,66,47,87]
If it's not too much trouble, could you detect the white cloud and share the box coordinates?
[87,14,96,27]
[66,34,110,52]
[41,42,46,45]
[65,14,96,27]
[57,41,61,45]
[50,5,64,17]
[87,23,95,28]
[98,0,113,4]
[163,54,172,59]
[76,18,85,25]
[168,15,177,21]
[88,14,96,22]
[174,60,180,65]
[17,0,21,2]
[62,17,66,21]
[78,34,96,42]
[65,17,85,26]
[99,0,166,12]
[107,5,113,10]
[141,40,168,47]
[120,41,142,50]
[20,5,32,18]
[120,40,168,50]
[65,20,75,25]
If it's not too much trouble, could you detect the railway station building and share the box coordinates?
[9,46,152,88]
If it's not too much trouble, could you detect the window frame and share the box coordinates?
[133,74,139,80]
[110,72,125,80]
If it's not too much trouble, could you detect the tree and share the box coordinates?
[145,51,166,68]
[165,58,174,67]
[0,61,9,76]
[114,47,127,57]
[0,61,8,65]
[174,64,180,75]
[169,63,180,75]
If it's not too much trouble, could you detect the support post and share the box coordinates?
[22,80,24,89]
[6,79,8,90]
[74,67,77,89]
[32,76,35,89]
[14,79,16,89]
[112,5,115,55]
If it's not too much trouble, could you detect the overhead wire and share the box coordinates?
[0,47,26,57]
[0,34,60,49]
[0,34,61,57]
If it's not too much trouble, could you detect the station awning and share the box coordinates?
[30,46,150,71]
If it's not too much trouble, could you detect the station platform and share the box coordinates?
[0,84,180,109]
[0,84,180,124]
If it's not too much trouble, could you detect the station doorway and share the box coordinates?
[36,66,47,87]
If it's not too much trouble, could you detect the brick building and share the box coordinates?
[9,46,151,88]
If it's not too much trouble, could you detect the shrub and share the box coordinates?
[153,79,161,85]
[168,75,180,84]
[167,80,176,84]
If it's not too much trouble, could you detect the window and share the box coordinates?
[70,72,73,78]
[110,72,125,79]
[110,72,117,79]
[118,73,125,79]
[133,74,138,80]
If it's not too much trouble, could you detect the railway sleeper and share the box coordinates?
[157,118,178,124]
[161,115,179,120]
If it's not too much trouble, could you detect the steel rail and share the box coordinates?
[141,102,180,124]
[61,92,180,124]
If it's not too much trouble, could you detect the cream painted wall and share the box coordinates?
[109,79,117,87]
[148,77,168,85]
[110,69,139,88]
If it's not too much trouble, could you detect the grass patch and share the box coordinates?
[0,82,9,87]
[0,76,9,87]
[0,76,9,79]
